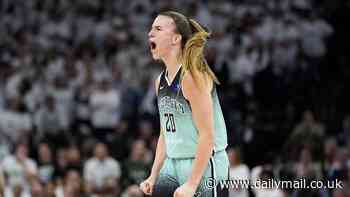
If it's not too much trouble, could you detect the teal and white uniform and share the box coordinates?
[155,66,229,197]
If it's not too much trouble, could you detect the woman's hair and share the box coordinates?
[159,11,219,88]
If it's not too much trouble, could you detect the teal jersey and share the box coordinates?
[157,68,228,158]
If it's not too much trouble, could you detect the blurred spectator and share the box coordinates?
[4,184,28,197]
[37,143,54,185]
[137,119,154,144]
[1,142,37,195]
[65,146,83,173]
[338,115,350,146]
[228,147,250,197]
[286,110,325,161]
[107,120,132,161]
[139,78,158,116]
[228,46,267,95]
[122,139,151,187]
[299,14,333,61]
[0,98,32,145]
[0,137,10,162]
[325,147,348,182]
[52,145,82,185]
[30,178,45,197]
[0,168,4,196]
[291,147,326,197]
[55,169,85,197]
[53,148,68,182]
[324,138,339,178]
[90,78,121,142]
[251,166,285,197]
[73,83,93,142]
[34,96,66,146]
[121,184,144,197]
[84,142,121,195]
[271,17,300,75]
[294,147,322,180]
[47,76,75,131]
[45,182,56,197]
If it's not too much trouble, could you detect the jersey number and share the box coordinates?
[165,113,176,132]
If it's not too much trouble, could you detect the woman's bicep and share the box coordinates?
[182,72,214,136]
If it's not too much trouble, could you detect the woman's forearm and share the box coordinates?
[150,131,166,178]
[187,131,214,188]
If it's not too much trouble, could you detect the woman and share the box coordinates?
[140,11,229,197]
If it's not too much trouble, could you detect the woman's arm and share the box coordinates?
[140,74,167,195]
[150,129,166,178]
[151,74,167,177]
[180,71,215,191]
[139,131,166,195]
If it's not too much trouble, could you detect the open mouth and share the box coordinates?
[150,41,156,50]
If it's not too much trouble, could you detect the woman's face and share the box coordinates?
[148,15,180,60]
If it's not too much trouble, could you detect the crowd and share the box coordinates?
[0,0,349,196]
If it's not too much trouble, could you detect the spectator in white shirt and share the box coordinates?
[84,142,121,195]
[5,69,23,100]
[90,79,121,142]
[299,14,333,59]
[271,18,300,73]
[0,98,32,146]
[1,143,37,194]
[47,76,75,131]
[34,96,63,145]
[228,147,250,197]
[229,46,268,95]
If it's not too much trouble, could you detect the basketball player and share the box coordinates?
[140,11,229,197]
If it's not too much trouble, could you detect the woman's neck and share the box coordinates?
[162,48,182,80]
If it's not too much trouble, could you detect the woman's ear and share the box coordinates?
[172,34,182,45]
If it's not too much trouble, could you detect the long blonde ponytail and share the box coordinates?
[181,19,220,90]
[159,11,220,89]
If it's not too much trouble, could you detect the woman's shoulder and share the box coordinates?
[181,71,213,94]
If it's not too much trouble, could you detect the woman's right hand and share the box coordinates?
[139,175,157,195]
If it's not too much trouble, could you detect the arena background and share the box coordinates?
[0,0,349,196]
